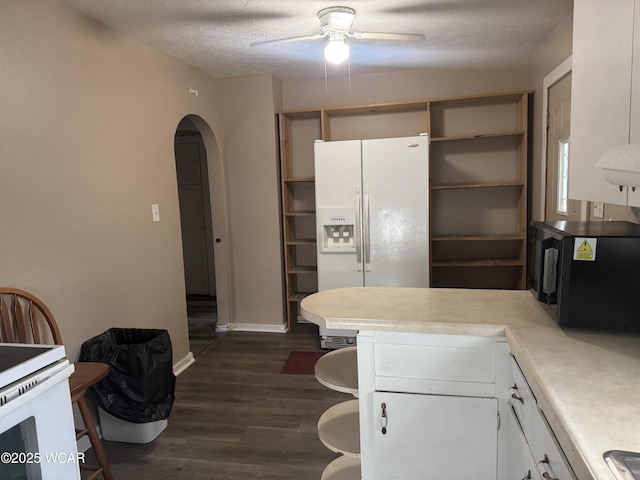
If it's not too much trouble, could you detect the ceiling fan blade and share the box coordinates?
[349,32,426,41]
[250,33,326,47]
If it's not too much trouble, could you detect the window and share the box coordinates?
[557,138,570,215]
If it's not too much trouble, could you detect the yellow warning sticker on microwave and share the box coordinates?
[573,237,597,261]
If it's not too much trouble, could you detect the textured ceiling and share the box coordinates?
[61,0,573,81]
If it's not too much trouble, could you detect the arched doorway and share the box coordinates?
[174,115,232,347]
[175,118,215,297]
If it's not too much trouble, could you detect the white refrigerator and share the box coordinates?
[314,135,430,348]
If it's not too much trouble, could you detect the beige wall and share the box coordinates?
[0,0,284,362]
[217,75,284,327]
[283,66,529,111]
[527,10,573,222]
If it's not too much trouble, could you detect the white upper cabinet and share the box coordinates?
[629,2,640,207]
[570,0,635,205]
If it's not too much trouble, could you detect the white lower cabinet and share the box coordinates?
[504,357,576,480]
[356,331,576,480]
[372,391,498,479]
[504,405,543,480]
[357,331,503,479]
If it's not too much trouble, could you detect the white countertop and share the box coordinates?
[301,287,640,480]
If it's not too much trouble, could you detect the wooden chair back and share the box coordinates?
[0,288,63,345]
[0,288,114,479]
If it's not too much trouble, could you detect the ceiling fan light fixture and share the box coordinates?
[324,38,350,64]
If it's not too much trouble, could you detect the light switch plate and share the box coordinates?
[151,204,160,222]
[593,202,604,219]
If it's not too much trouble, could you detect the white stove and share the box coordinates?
[0,344,66,391]
[0,344,80,480]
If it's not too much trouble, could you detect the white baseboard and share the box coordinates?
[173,352,195,376]
[215,323,287,333]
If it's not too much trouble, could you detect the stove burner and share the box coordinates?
[0,345,55,372]
[0,344,63,390]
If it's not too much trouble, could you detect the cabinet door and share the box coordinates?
[372,392,497,479]
[631,0,640,147]
[570,0,634,204]
[626,0,640,209]
[628,187,640,207]
[502,406,542,480]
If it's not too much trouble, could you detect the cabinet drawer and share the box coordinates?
[373,333,497,396]
[508,357,537,435]
[509,357,575,480]
[530,409,576,480]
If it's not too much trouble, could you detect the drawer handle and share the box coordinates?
[381,402,388,435]
[539,454,559,480]
[510,384,524,404]
[511,392,524,403]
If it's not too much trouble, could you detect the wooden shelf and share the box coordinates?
[284,177,314,183]
[317,400,361,458]
[284,210,315,216]
[285,239,316,245]
[277,109,322,119]
[321,456,361,480]
[288,292,311,302]
[287,266,317,274]
[431,182,525,190]
[315,347,358,398]
[432,259,524,267]
[430,130,525,143]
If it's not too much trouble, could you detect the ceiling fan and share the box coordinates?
[251,6,425,64]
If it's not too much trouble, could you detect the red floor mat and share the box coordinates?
[280,351,326,375]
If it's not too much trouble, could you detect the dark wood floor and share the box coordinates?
[90,323,348,479]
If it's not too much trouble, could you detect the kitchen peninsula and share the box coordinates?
[301,287,640,480]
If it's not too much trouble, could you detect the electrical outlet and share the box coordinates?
[593,202,604,219]
[152,204,160,222]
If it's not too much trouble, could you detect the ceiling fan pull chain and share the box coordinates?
[324,59,328,93]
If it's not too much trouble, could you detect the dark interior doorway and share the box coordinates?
[175,117,218,354]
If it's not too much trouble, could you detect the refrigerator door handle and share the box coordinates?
[364,185,371,271]
[355,186,363,272]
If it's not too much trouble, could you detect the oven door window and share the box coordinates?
[0,416,42,480]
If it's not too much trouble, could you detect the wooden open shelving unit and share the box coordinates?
[278,90,532,330]
[428,91,530,290]
[279,112,321,329]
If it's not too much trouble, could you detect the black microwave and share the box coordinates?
[531,220,640,331]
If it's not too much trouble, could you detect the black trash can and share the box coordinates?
[79,328,176,443]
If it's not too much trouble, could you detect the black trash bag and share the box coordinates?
[79,328,176,423]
